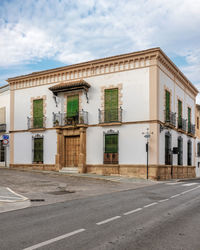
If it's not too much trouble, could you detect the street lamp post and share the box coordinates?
[142,128,153,179]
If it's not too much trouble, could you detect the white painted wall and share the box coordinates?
[86,124,149,165]
[14,130,57,164]
[0,86,10,166]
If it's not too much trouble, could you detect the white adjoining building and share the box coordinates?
[5,48,199,180]
[0,84,10,167]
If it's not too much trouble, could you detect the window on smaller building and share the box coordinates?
[197,143,200,157]
[33,135,43,163]
[0,140,5,162]
[104,131,118,164]
[187,140,192,166]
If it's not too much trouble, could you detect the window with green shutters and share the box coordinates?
[33,99,43,128]
[105,134,118,153]
[165,90,170,121]
[33,138,43,163]
[178,100,182,127]
[188,107,191,132]
[67,95,79,118]
[104,88,118,122]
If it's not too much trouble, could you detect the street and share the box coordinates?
[0,178,200,250]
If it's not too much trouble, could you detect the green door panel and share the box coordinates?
[33,99,43,128]
[105,89,118,122]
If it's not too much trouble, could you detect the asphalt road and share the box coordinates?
[0,179,200,250]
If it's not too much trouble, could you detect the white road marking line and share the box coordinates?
[181,186,200,194]
[158,199,169,203]
[144,202,157,208]
[96,216,121,225]
[124,208,142,215]
[166,182,183,185]
[23,229,86,250]
[170,194,181,198]
[182,183,198,187]
[7,187,28,200]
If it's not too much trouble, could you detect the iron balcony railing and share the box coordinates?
[188,123,195,135]
[164,110,176,127]
[53,110,88,127]
[177,117,187,131]
[99,108,123,123]
[0,124,6,132]
[27,117,46,129]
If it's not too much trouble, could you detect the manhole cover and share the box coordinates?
[47,190,75,195]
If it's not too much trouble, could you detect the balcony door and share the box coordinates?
[33,99,43,128]
[66,95,79,124]
[105,89,118,122]
[65,136,80,167]
[165,90,170,122]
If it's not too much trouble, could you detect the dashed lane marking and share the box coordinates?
[165,182,183,185]
[96,216,121,225]
[23,229,86,250]
[124,208,142,215]
[170,194,181,198]
[144,202,158,208]
[158,199,169,203]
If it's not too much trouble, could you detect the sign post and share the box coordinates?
[2,135,9,168]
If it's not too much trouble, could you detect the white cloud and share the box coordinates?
[0,0,200,85]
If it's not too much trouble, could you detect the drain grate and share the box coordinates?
[47,190,75,195]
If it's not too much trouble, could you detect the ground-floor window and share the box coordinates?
[33,136,43,163]
[177,136,183,165]
[187,140,192,166]
[104,131,118,164]
[0,140,5,162]
[165,132,172,165]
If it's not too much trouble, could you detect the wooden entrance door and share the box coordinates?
[65,136,80,167]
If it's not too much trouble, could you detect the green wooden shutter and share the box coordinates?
[33,99,43,128]
[165,90,170,121]
[67,95,79,117]
[34,138,43,163]
[105,89,118,122]
[178,100,182,127]
[188,107,191,131]
[105,134,118,153]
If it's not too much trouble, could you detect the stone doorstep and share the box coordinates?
[59,167,78,174]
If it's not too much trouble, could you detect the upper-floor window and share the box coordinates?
[104,88,118,122]
[165,90,170,121]
[66,95,79,125]
[188,107,191,132]
[33,99,44,128]
[178,100,182,128]
[0,107,6,132]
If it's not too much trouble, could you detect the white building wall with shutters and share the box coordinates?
[158,67,196,166]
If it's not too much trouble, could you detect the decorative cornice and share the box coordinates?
[6,47,198,97]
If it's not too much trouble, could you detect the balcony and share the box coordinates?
[27,117,46,130]
[53,110,88,127]
[188,123,195,135]
[164,110,176,127]
[99,108,122,124]
[177,117,187,132]
[0,124,6,132]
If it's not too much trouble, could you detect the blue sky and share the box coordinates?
[0,0,200,95]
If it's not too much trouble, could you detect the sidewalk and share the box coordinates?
[0,186,30,213]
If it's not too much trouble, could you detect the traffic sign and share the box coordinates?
[3,139,9,145]
[3,134,9,140]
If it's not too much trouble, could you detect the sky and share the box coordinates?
[0,0,200,99]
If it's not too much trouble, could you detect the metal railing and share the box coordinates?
[0,124,6,132]
[53,110,88,127]
[177,117,187,131]
[27,117,46,129]
[164,110,176,127]
[188,123,195,135]
[99,108,122,123]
